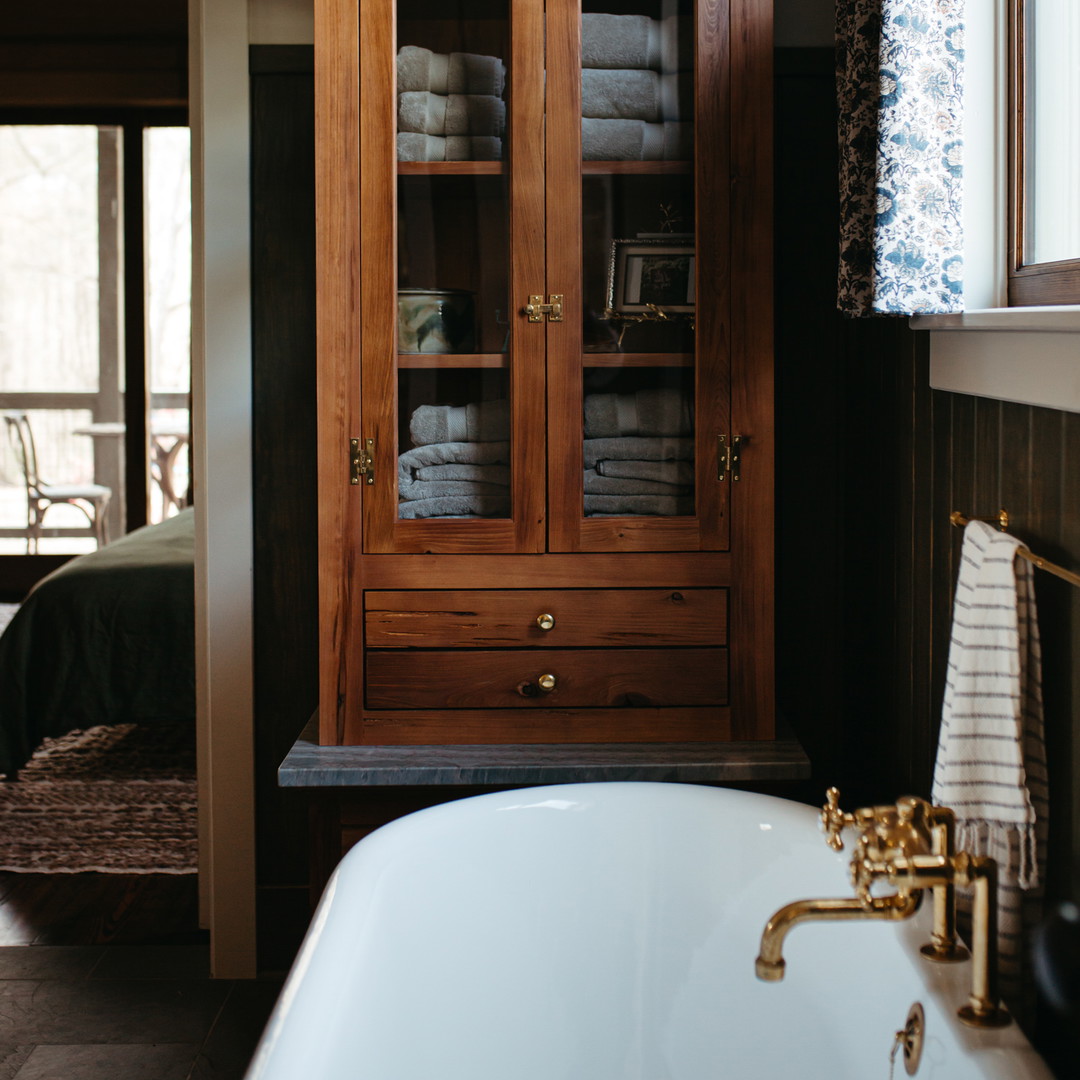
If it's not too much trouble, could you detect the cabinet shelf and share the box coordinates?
[398,162,692,177]
[397,352,509,369]
[582,352,694,367]
[581,161,692,175]
[398,162,505,176]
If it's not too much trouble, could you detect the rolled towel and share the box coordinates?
[581,14,659,70]
[398,91,449,135]
[399,479,509,502]
[581,118,691,161]
[399,92,506,137]
[397,132,446,162]
[584,388,693,439]
[444,94,506,136]
[584,468,691,496]
[445,136,502,161]
[581,14,691,73]
[398,440,510,499]
[584,493,694,516]
[415,463,511,485]
[399,494,511,520]
[583,436,693,469]
[397,46,506,96]
[409,401,510,447]
[581,70,692,123]
[447,51,507,96]
[661,14,693,73]
[595,458,695,487]
[397,46,452,93]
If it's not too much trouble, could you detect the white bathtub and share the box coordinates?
[247,782,1054,1080]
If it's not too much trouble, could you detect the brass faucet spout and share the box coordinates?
[755,892,920,981]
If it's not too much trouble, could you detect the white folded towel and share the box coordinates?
[396,133,503,162]
[931,519,1049,1007]
[397,47,506,97]
[397,92,506,137]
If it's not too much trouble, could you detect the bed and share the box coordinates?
[0,508,195,777]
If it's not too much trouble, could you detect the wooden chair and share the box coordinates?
[2,410,111,553]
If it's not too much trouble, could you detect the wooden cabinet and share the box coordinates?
[315,0,774,746]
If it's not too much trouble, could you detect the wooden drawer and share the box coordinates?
[365,648,727,709]
[364,589,726,648]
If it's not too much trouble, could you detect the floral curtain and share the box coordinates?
[836,1,965,316]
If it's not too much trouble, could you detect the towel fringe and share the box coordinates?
[954,819,1040,891]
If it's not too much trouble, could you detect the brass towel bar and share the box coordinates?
[950,510,1080,589]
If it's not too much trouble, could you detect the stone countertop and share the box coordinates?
[279,721,811,788]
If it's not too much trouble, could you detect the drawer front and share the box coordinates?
[365,589,726,648]
[365,648,727,709]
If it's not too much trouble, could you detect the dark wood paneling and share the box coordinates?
[249,46,318,969]
[0,1,187,109]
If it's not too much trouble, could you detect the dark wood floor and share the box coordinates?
[0,873,281,1080]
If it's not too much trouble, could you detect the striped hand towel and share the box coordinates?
[931,519,1049,1008]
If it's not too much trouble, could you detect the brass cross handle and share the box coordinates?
[821,787,856,851]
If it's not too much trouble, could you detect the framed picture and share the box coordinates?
[606,239,696,315]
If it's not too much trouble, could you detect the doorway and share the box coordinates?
[0,119,191,578]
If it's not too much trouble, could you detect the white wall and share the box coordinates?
[249,0,313,44]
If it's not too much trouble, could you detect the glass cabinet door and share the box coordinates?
[547,0,729,553]
[360,0,546,554]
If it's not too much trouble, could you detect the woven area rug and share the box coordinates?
[0,721,196,874]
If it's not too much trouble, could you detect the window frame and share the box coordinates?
[1007,0,1080,305]
[0,107,187,588]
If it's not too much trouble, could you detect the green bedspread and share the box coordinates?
[0,508,195,776]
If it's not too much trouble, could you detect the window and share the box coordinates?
[1009,0,1080,304]
[0,120,190,556]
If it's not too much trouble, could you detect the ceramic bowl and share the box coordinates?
[397,289,476,353]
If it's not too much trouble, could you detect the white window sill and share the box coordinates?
[915,308,1080,415]
[911,306,1080,332]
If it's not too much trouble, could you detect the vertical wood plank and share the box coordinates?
[544,0,584,552]
[315,0,362,742]
[728,0,774,737]
[509,0,548,553]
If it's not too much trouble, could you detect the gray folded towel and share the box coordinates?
[397,134,504,162]
[397,46,507,96]
[398,92,506,137]
[595,459,695,486]
[398,440,510,499]
[584,493,694,516]
[584,468,691,496]
[581,70,692,122]
[581,118,691,161]
[581,14,690,73]
[584,389,693,439]
[416,463,511,485]
[409,401,510,447]
[583,436,694,469]
[399,479,509,502]
[398,494,511,520]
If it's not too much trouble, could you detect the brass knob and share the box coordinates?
[536,613,555,631]
[538,673,557,692]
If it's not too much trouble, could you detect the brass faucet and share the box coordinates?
[755,789,1011,1029]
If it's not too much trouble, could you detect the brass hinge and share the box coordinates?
[717,434,744,481]
[524,294,563,322]
[350,437,374,485]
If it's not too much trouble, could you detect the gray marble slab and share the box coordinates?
[278,722,810,788]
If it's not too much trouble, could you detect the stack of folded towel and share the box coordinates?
[396,45,507,162]
[582,388,694,515]
[581,13,692,161]
[397,399,511,519]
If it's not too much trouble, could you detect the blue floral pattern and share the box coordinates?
[837,1,965,315]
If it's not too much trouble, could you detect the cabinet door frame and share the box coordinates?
[545,0,733,554]
[359,0,547,556]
